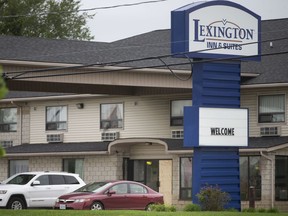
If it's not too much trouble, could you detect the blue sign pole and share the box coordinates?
[184,61,241,210]
[171,1,260,211]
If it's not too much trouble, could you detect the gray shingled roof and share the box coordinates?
[5,137,288,155]
[0,19,287,86]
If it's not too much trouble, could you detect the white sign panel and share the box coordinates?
[189,5,259,57]
[199,107,248,147]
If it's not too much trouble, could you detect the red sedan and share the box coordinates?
[54,180,164,210]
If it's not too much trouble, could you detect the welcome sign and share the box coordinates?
[199,107,248,147]
[171,1,261,60]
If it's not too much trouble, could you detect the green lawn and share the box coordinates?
[0,210,288,216]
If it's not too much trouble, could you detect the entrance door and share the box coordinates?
[126,160,159,192]
[125,159,172,205]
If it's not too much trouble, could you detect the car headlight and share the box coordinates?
[74,198,90,203]
[0,190,7,194]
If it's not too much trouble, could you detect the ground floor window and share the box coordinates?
[275,156,288,200]
[180,157,192,200]
[9,159,29,176]
[240,156,261,201]
[63,158,84,179]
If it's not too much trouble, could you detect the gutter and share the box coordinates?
[5,151,108,157]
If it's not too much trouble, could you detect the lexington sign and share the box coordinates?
[171,0,261,60]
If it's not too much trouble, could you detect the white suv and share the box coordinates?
[0,171,85,209]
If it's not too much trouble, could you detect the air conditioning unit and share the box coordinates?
[47,134,64,143]
[101,132,120,141]
[260,127,281,136]
[171,130,184,139]
[0,140,13,148]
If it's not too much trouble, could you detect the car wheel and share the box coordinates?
[90,201,104,210]
[7,197,26,210]
[145,203,154,211]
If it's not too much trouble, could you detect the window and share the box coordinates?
[63,158,84,179]
[36,175,49,185]
[171,100,192,126]
[180,157,192,200]
[258,95,285,123]
[46,106,67,130]
[130,183,148,194]
[50,175,65,185]
[0,108,17,132]
[240,156,261,201]
[275,156,288,200]
[9,160,29,176]
[100,103,123,129]
[110,183,128,194]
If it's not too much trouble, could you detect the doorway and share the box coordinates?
[124,159,172,204]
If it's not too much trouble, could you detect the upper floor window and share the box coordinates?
[0,108,17,132]
[258,95,285,123]
[171,100,192,126]
[46,106,67,131]
[100,103,123,129]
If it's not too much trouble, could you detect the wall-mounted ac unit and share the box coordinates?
[260,126,281,137]
[101,132,120,141]
[171,130,184,139]
[0,140,13,148]
[47,134,64,143]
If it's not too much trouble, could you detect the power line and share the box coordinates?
[2,26,288,68]
[0,0,167,18]
[4,36,288,79]
[5,49,288,81]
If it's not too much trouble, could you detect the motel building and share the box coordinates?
[0,0,288,211]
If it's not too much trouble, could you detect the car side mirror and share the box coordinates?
[32,180,40,186]
[107,190,116,196]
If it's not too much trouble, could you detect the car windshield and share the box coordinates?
[6,174,36,185]
[75,182,112,193]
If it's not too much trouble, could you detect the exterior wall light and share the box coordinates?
[76,103,84,109]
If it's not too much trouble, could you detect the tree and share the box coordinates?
[0,66,8,157]
[0,0,94,40]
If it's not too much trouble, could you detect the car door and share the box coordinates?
[103,183,129,209]
[127,183,150,210]
[27,174,53,207]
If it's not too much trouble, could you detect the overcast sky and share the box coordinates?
[80,0,288,42]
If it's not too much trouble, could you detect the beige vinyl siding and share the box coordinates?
[29,95,191,144]
[241,87,288,137]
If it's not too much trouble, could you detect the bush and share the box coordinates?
[183,203,201,211]
[242,208,256,212]
[196,184,231,211]
[258,208,266,213]
[150,204,176,212]
[267,207,279,213]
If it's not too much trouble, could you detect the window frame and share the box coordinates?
[258,94,285,124]
[8,159,29,177]
[100,103,124,129]
[179,157,192,200]
[45,105,68,131]
[63,158,84,179]
[170,100,192,126]
[240,156,261,201]
[275,156,288,201]
[0,107,17,132]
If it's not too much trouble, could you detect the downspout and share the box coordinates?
[260,151,274,208]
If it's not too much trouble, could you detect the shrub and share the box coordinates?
[196,184,231,211]
[267,207,279,213]
[242,208,256,212]
[258,208,266,213]
[183,203,201,211]
[150,204,176,212]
